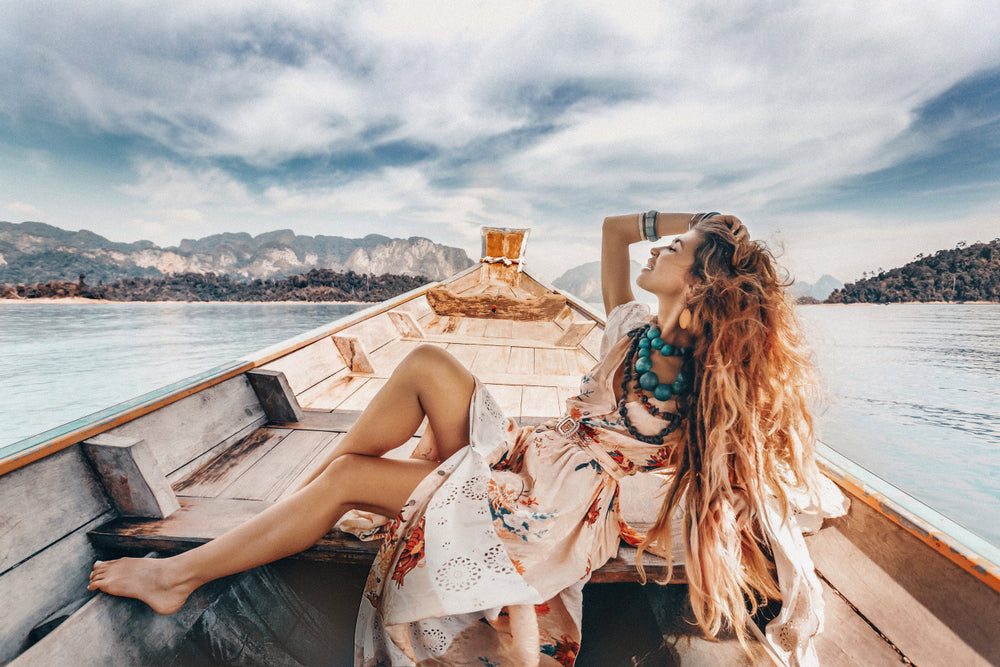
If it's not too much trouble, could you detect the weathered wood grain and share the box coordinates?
[368,337,420,374]
[270,409,362,432]
[506,346,535,375]
[427,287,569,320]
[388,310,425,338]
[259,336,346,395]
[0,446,110,574]
[485,318,514,338]
[246,369,303,424]
[9,553,225,667]
[221,430,340,502]
[445,342,481,368]
[332,335,375,374]
[337,378,387,411]
[107,375,266,477]
[555,321,597,347]
[346,313,399,357]
[806,496,1000,666]
[296,371,369,411]
[534,348,574,376]
[580,325,605,361]
[171,428,290,498]
[0,514,109,665]
[82,434,180,518]
[470,344,511,375]
[814,579,906,665]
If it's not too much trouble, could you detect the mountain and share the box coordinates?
[789,274,843,302]
[0,221,473,284]
[552,260,642,303]
[826,239,1000,303]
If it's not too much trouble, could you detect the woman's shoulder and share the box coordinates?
[601,301,652,358]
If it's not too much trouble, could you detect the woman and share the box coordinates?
[90,211,843,665]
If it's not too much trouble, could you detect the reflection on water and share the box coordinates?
[798,304,1000,546]
[1,301,998,547]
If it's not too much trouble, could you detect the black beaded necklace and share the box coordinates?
[618,323,692,445]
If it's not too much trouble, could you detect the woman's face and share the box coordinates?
[636,228,702,298]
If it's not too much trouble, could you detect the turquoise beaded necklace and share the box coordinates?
[633,324,692,401]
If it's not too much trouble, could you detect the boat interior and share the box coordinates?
[2,228,998,665]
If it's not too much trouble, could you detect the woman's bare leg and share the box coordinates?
[89,345,476,614]
[296,344,475,488]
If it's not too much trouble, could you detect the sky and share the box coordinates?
[1,1,999,284]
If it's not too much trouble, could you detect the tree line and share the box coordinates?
[1,269,430,302]
[825,239,999,304]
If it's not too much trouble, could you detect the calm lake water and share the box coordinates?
[1,302,997,548]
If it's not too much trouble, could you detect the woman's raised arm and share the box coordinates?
[601,212,691,313]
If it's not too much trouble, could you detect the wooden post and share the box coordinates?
[246,369,304,424]
[389,311,425,338]
[332,336,375,373]
[82,435,180,518]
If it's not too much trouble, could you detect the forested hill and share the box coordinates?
[825,239,1000,304]
[1,269,428,302]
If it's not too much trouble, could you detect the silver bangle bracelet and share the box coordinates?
[643,210,659,241]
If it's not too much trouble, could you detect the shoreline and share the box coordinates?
[0,297,374,305]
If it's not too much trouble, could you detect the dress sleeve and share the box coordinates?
[600,301,651,359]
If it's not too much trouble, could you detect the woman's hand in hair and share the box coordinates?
[714,215,749,242]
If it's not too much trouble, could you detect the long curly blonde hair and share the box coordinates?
[636,218,820,647]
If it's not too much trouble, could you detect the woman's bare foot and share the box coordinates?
[88,557,197,615]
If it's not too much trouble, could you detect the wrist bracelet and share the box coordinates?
[643,210,659,241]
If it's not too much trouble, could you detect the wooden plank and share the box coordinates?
[485,318,514,338]
[107,375,266,477]
[470,344,511,375]
[393,295,435,322]
[260,336,346,395]
[534,348,574,376]
[87,497,381,565]
[427,288,568,320]
[9,553,224,667]
[0,446,110,575]
[164,416,268,487]
[474,372,581,389]
[246,369,304,424]
[483,384,523,418]
[414,333,585,351]
[580,325,605,360]
[509,320,562,344]
[275,433,347,501]
[368,338,420,374]
[0,513,110,664]
[297,371,369,411]
[83,434,180,518]
[388,310,425,338]
[271,409,362,432]
[555,321,597,347]
[590,545,680,584]
[506,346,534,375]
[337,378,386,411]
[805,498,1000,666]
[221,430,340,502]
[346,313,399,357]
[814,579,906,666]
[332,335,374,374]
[574,349,597,374]
[445,342,480,369]
[172,428,291,498]
[520,385,561,418]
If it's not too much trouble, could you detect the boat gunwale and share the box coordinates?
[817,442,1000,594]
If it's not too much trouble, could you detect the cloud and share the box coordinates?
[1,0,999,281]
[5,201,44,218]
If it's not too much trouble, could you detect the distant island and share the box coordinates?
[0,269,429,303]
[825,239,999,304]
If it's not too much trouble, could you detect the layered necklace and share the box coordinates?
[618,323,693,444]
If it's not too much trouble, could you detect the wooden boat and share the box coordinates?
[1,227,998,666]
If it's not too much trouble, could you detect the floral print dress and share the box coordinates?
[350,301,846,667]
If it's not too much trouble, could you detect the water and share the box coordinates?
[1,301,997,547]
[797,304,1000,547]
[0,302,365,448]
